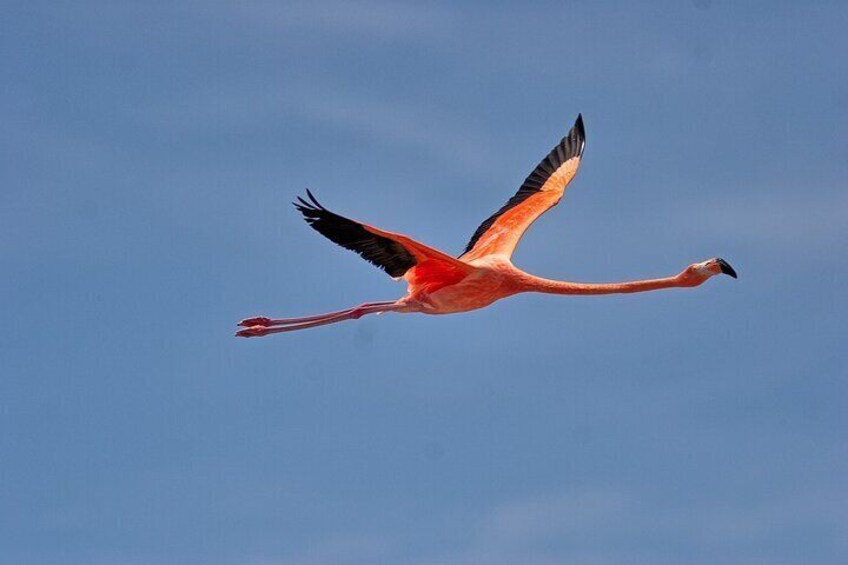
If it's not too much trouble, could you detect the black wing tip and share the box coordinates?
[552,113,586,163]
[570,113,585,157]
[293,189,324,214]
[305,188,319,204]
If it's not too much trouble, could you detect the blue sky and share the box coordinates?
[1,1,846,564]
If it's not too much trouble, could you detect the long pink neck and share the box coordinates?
[520,273,687,295]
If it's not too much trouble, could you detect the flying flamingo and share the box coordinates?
[236,114,736,337]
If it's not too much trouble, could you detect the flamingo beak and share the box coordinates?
[716,258,737,279]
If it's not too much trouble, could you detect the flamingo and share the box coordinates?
[236,114,736,337]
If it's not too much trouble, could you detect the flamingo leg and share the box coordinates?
[238,300,397,327]
[235,301,401,337]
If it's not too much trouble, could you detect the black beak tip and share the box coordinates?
[716,258,737,279]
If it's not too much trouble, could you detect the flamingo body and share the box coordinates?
[237,115,736,337]
[407,256,521,314]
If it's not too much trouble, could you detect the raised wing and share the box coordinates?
[460,114,585,261]
[295,190,472,293]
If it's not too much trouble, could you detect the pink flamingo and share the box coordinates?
[237,115,736,337]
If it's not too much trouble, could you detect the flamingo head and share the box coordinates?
[680,257,737,285]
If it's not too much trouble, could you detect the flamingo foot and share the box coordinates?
[235,325,269,338]
[238,316,273,327]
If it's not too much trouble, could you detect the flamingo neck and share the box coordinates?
[521,273,686,295]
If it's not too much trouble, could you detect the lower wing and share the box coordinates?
[295,190,473,293]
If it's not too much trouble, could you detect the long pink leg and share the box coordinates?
[235,301,401,337]
[238,300,397,328]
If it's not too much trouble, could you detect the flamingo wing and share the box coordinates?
[295,190,472,292]
[460,114,585,261]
